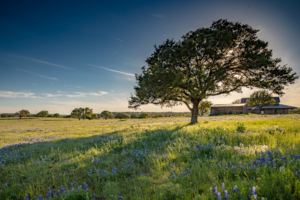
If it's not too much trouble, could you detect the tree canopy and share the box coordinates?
[115,112,130,119]
[246,90,276,113]
[71,107,94,120]
[232,99,242,104]
[198,100,213,116]
[129,19,298,123]
[100,110,114,119]
[37,110,49,118]
[15,110,30,119]
[53,113,60,118]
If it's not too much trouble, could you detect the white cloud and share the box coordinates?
[66,91,108,98]
[16,69,58,80]
[151,14,165,18]
[57,91,61,93]
[89,91,108,96]
[0,91,40,98]
[86,64,135,76]
[66,92,87,98]
[42,93,61,98]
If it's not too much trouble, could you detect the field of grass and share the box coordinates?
[1,114,300,200]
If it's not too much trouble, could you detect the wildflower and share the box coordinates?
[233,185,238,192]
[26,195,30,200]
[222,183,225,191]
[39,195,43,200]
[93,194,96,199]
[187,168,190,174]
[83,182,88,190]
[224,190,228,200]
[219,164,222,169]
[57,190,61,197]
[5,183,7,188]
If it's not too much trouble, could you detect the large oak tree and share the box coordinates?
[129,19,298,123]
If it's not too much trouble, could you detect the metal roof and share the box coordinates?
[241,97,280,103]
[248,104,297,109]
[211,103,246,107]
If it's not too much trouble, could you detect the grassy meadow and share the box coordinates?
[1,114,300,200]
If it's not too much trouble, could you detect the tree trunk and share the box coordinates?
[191,101,200,124]
[19,116,21,119]
[79,118,80,120]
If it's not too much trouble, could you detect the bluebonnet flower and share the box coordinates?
[222,183,225,191]
[93,193,96,199]
[180,172,183,178]
[233,185,238,192]
[173,169,176,174]
[280,166,285,173]
[225,167,228,171]
[72,189,75,194]
[5,183,7,188]
[57,190,61,197]
[214,187,222,200]
[83,182,88,191]
[224,190,228,200]
[39,195,43,200]
[131,175,134,178]
[46,193,50,199]
[118,196,123,199]
[209,156,211,160]
[26,195,30,200]
[147,174,149,177]
[187,168,190,174]
[219,164,222,169]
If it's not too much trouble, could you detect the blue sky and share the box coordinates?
[1,0,299,114]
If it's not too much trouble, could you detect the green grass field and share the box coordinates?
[1,114,300,200]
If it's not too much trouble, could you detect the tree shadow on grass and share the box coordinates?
[0,123,198,199]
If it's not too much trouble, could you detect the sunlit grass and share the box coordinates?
[0,115,300,199]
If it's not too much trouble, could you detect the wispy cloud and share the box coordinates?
[16,69,58,80]
[151,13,165,18]
[42,93,61,98]
[7,54,73,70]
[86,64,135,76]
[66,91,108,98]
[113,37,123,42]
[0,91,40,98]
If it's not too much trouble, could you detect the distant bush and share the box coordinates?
[130,113,138,118]
[154,113,164,118]
[47,114,53,117]
[289,108,300,114]
[139,113,151,119]
[53,113,60,118]
[115,112,130,119]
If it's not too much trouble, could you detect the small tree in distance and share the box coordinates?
[130,113,138,118]
[71,108,84,120]
[15,110,30,119]
[232,99,242,104]
[246,90,276,114]
[115,112,130,119]
[139,113,151,119]
[37,110,49,118]
[53,113,60,118]
[100,110,114,119]
[198,101,213,116]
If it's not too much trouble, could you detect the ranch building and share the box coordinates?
[210,97,297,115]
[210,103,248,115]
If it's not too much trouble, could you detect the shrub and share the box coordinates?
[139,113,151,119]
[130,113,138,118]
[115,112,130,119]
[53,113,60,118]
[236,122,246,133]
